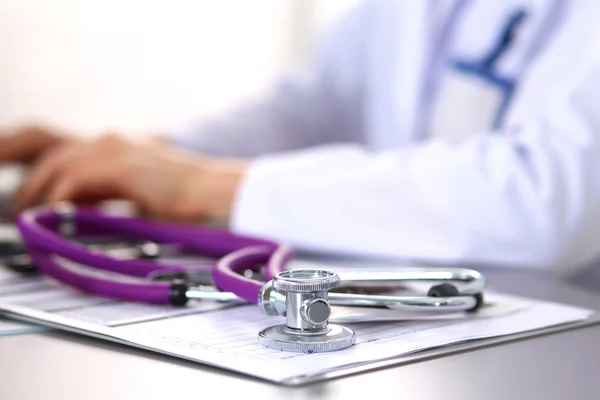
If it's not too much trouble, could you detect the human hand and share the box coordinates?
[16,134,247,223]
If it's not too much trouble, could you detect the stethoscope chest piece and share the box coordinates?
[257,270,356,353]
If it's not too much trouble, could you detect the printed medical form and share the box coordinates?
[0,260,593,384]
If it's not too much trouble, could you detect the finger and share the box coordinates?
[17,145,75,209]
[44,175,77,205]
[46,167,129,206]
[46,166,167,221]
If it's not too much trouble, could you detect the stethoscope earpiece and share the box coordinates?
[428,283,460,297]
[428,282,484,312]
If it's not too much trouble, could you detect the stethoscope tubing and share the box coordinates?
[16,205,288,304]
[213,243,292,303]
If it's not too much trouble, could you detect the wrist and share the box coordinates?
[204,159,248,222]
[181,158,247,223]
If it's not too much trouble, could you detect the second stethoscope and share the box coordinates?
[15,204,485,353]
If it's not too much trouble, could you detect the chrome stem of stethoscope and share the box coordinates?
[337,269,485,295]
[184,286,246,303]
[328,292,476,311]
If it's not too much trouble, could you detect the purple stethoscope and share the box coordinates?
[14,203,486,353]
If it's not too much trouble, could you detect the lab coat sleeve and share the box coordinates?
[170,3,370,158]
[231,64,600,275]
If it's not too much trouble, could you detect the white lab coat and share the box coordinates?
[173,0,600,277]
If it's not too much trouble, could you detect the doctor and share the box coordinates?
[2,0,600,276]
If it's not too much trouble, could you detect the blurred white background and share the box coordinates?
[0,0,358,137]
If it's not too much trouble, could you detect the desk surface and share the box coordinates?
[2,269,600,400]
